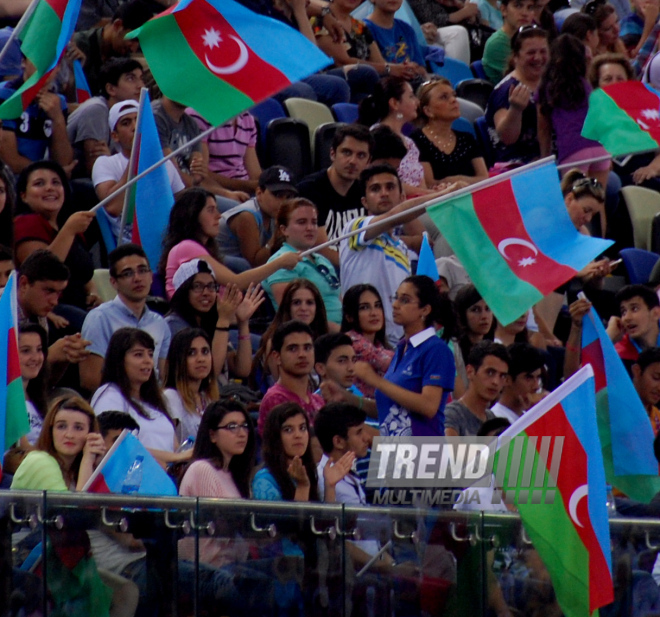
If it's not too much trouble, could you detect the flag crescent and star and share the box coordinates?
[201,27,249,75]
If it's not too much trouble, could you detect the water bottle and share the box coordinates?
[121,455,144,494]
[605,484,618,517]
[177,436,195,453]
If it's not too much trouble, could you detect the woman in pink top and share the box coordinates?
[340,284,394,398]
[159,189,301,299]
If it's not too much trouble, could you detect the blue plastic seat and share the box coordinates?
[451,117,475,138]
[429,57,473,86]
[249,98,286,149]
[470,60,488,81]
[620,248,660,284]
[332,102,359,124]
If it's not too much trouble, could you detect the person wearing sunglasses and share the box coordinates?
[165,258,264,383]
[262,197,343,329]
[538,34,611,236]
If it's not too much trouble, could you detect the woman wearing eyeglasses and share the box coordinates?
[91,327,189,466]
[485,26,549,166]
[354,275,455,437]
[538,34,610,234]
[164,328,219,444]
[262,198,342,330]
[165,258,264,381]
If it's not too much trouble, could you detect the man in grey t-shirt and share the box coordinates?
[444,341,510,437]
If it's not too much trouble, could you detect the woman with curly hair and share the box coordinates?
[538,33,610,233]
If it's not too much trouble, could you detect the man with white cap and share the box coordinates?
[79,243,171,394]
[92,99,185,245]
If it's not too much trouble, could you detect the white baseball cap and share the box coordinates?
[108,100,139,131]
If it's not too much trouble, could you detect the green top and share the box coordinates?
[482,29,511,85]
[11,451,68,491]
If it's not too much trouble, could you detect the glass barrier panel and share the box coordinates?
[193,498,345,617]
[0,490,47,617]
[42,491,198,617]
[342,504,486,616]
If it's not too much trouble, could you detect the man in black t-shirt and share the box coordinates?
[297,124,373,267]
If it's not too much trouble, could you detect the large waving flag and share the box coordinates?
[0,273,29,473]
[126,0,331,126]
[581,306,660,502]
[426,160,613,325]
[119,88,174,270]
[582,81,660,156]
[0,0,82,120]
[496,366,613,617]
[83,430,177,496]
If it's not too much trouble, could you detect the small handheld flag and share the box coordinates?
[83,430,177,496]
[73,59,92,104]
[416,232,439,281]
[426,160,613,325]
[581,306,660,502]
[126,0,331,127]
[0,0,82,119]
[0,273,29,466]
[582,81,660,156]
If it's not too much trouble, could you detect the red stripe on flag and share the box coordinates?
[581,339,607,392]
[88,474,111,494]
[525,404,613,612]
[7,328,20,384]
[20,70,54,110]
[43,0,67,20]
[472,180,577,296]
[76,88,91,104]
[174,0,291,101]
[604,81,660,144]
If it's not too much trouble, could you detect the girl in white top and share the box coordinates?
[163,328,219,444]
[91,327,190,466]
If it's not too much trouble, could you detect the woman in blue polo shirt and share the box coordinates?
[354,275,455,436]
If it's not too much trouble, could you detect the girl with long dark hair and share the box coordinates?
[91,327,187,465]
[19,322,49,444]
[164,328,219,443]
[159,188,300,299]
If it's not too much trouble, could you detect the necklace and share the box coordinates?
[425,125,455,151]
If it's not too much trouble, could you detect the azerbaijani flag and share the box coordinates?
[126,0,331,127]
[83,430,177,496]
[120,88,174,271]
[582,81,660,156]
[581,306,660,502]
[73,59,92,104]
[495,365,613,617]
[426,160,613,325]
[0,273,29,467]
[0,0,82,120]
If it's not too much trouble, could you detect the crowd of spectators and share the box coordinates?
[6,0,660,613]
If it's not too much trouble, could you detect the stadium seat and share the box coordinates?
[332,102,359,124]
[456,79,494,112]
[457,97,484,123]
[92,269,117,302]
[429,57,473,86]
[651,212,660,254]
[314,122,345,171]
[249,97,286,149]
[474,116,495,169]
[264,117,312,180]
[620,185,660,251]
[283,97,335,154]
[619,248,660,285]
[470,60,488,80]
[451,117,475,138]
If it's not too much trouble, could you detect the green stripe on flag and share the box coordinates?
[139,16,254,128]
[5,377,28,451]
[20,0,62,73]
[582,88,659,156]
[427,194,542,324]
[0,71,41,120]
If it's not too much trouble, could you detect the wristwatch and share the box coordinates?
[320,5,333,18]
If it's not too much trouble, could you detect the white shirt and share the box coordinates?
[490,402,522,426]
[91,383,175,451]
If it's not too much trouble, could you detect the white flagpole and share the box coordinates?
[299,156,557,258]
[117,88,147,245]
[91,122,219,213]
[0,0,39,68]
